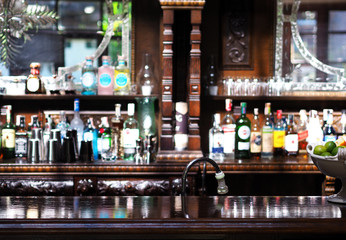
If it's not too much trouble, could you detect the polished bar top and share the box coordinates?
[0,196,346,236]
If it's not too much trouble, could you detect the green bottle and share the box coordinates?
[2,105,16,159]
[235,102,251,159]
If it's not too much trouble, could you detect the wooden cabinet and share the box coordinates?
[0,0,343,197]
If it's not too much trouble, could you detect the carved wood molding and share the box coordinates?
[222,0,252,69]
[0,180,74,196]
[322,176,336,196]
[159,0,205,7]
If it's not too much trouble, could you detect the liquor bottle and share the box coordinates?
[323,111,337,142]
[69,98,84,149]
[114,56,131,95]
[2,105,15,159]
[235,102,251,159]
[285,114,298,156]
[273,110,285,157]
[261,102,274,159]
[15,115,28,158]
[322,109,332,130]
[25,62,45,94]
[83,117,98,160]
[81,56,97,95]
[209,113,225,160]
[98,56,114,95]
[56,111,69,140]
[111,103,124,159]
[123,103,139,161]
[297,109,308,155]
[282,116,288,131]
[43,114,54,157]
[206,55,218,96]
[250,108,262,158]
[221,99,235,159]
[337,110,346,137]
[97,117,112,160]
[307,110,323,145]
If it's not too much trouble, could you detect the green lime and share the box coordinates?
[324,141,337,153]
[313,145,327,155]
[332,146,341,156]
[321,152,332,156]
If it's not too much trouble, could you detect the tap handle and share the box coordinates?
[215,171,228,195]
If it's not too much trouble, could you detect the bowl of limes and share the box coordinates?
[307,140,346,204]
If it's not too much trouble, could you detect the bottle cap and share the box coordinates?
[214,113,221,124]
[128,103,135,116]
[225,99,232,112]
[277,109,282,119]
[254,108,258,115]
[30,62,41,68]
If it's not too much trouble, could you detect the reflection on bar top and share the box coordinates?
[0,196,343,220]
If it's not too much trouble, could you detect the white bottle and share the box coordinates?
[307,110,323,145]
[209,113,224,161]
[69,98,84,150]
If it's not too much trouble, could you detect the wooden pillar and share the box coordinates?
[188,9,202,150]
[160,9,174,150]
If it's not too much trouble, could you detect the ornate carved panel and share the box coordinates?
[97,179,170,196]
[0,180,74,196]
[222,0,252,69]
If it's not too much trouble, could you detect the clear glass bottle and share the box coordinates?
[83,117,98,160]
[81,56,97,95]
[307,110,324,145]
[285,114,298,156]
[209,113,225,160]
[111,103,124,160]
[297,109,308,156]
[98,56,114,95]
[2,105,15,159]
[250,108,262,158]
[323,111,337,142]
[337,109,346,138]
[123,103,139,161]
[273,110,285,157]
[69,98,84,149]
[114,56,131,95]
[235,102,251,159]
[15,115,28,158]
[136,53,156,96]
[221,99,235,159]
[261,102,274,159]
[206,55,218,96]
[56,111,69,140]
[25,62,45,94]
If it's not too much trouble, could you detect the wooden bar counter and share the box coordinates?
[0,196,345,239]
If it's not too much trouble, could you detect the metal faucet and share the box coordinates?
[181,157,229,196]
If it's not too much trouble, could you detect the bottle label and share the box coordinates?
[324,135,337,142]
[15,137,28,155]
[2,129,15,148]
[27,77,40,92]
[99,73,112,87]
[82,72,95,87]
[250,132,262,153]
[123,128,139,148]
[211,132,224,153]
[84,132,94,141]
[237,126,250,140]
[238,141,250,150]
[222,124,235,154]
[298,130,308,141]
[273,130,285,148]
[262,132,273,152]
[101,137,111,151]
[285,134,298,152]
[115,73,129,88]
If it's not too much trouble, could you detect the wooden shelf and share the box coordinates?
[210,95,346,101]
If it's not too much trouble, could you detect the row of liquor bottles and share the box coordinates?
[209,100,346,160]
[0,100,155,163]
[22,53,155,96]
